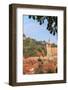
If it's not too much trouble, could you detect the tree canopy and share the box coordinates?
[28,15,57,36]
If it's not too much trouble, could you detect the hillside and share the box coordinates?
[23,35,57,58]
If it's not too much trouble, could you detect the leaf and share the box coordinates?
[50,30,52,34]
[29,15,31,19]
[53,32,55,35]
[33,16,35,20]
[40,21,42,25]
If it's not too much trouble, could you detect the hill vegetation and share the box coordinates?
[23,34,57,58]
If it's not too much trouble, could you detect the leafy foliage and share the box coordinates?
[28,15,57,35]
[23,35,47,57]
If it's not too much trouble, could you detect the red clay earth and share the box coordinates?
[23,56,57,74]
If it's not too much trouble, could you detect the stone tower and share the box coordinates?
[46,38,52,59]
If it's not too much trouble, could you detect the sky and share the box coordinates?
[23,15,58,44]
